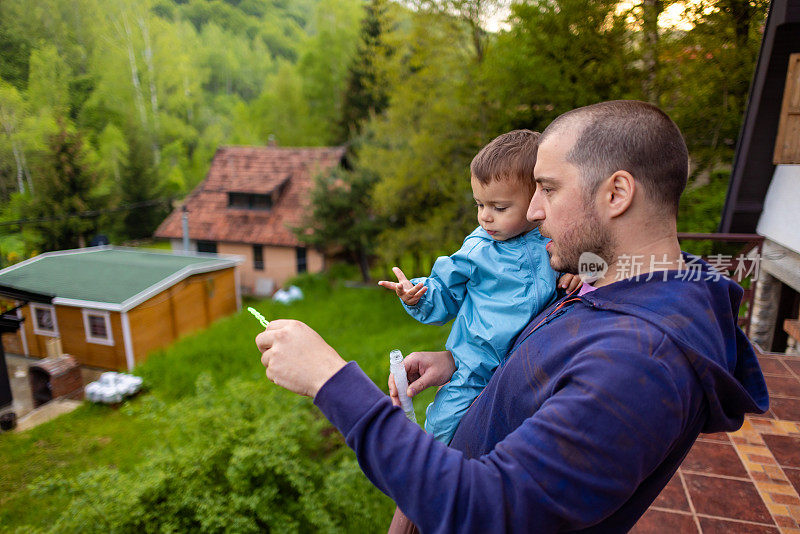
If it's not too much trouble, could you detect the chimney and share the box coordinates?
[182,205,189,252]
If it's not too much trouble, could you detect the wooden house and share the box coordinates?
[155,145,346,295]
[720,0,800,353]
[0,246,242,370]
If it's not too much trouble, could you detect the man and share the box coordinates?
[256,101,768,532]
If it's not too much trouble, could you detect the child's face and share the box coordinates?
[471,175,537,241]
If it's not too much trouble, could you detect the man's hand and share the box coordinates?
[558,273,582,293]
[256,320,346,398]
[378,266,428,306]
[388,350,456,406]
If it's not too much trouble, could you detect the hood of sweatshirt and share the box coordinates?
[577,253,769,433]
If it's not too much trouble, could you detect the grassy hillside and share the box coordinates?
[0,275,448,532]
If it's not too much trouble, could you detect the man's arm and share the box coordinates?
[258,322,690,532]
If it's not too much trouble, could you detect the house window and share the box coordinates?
[253,245,264,271]
[31,304,59,337]
[197,240,218,254]
[296,247,307,273]
[228,192,250,209]
[82,309,114,346]
[251,194,272,210]
[228,192,273,211]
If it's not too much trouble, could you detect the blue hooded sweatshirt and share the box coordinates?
[402,226,556,444]
[313,254,768,533]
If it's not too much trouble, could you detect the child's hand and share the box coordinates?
[378,266,428,306]
[558,273,582,293]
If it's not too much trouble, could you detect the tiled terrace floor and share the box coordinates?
[633,351,800,533]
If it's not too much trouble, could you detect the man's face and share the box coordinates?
[528,132,613,273]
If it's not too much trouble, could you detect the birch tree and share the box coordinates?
[0,82,30,194]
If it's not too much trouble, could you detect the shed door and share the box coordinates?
[774,53,800,164]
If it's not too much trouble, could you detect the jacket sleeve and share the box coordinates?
[401,239,479,326]
[314,335,690,533]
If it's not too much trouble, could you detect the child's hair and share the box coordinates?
[470,129,540,193]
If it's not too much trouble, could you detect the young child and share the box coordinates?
[379,129,579,444]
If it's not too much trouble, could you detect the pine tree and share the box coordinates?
[119,129,169,240]
[336,0,392,143]
[33,121,103,250]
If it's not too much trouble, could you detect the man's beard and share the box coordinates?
[541,202,615,274]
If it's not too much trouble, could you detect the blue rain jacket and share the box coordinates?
[401,226,557,444]
[314,253,768,532]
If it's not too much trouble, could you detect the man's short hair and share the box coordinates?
[541,101,689,214]
[470,129,540,193]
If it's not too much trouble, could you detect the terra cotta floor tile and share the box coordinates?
[774,513,799,528]
[697,517,778,533]
[683,474,773,524]
[764,375,800,398]
[763,434,800,468]
[652,474,690,511]
[630,509,698,533]
[769,398,800,422]
[699,432,732,443]
[783,468,800,495]
[759,356,792,376]
[782,358,800,377]
[682,441,748,478]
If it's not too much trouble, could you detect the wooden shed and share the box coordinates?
[0,246,242,370]
[720,0,800,353]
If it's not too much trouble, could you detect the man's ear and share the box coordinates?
[601,171,635,218]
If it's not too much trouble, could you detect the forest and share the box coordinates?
[0,0,768,272]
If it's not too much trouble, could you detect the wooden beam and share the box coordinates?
[774,53,800,164]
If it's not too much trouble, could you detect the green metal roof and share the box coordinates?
[0,247,237,307]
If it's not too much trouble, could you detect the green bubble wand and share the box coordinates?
[247,307,270,328]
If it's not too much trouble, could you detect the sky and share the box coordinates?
[484,1,709,33]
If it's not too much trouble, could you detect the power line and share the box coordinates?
[0,197,177,227]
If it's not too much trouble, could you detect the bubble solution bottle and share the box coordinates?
[389,349,417,423]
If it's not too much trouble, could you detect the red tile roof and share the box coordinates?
[155,146,346,247]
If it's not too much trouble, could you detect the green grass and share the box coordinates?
[138,277,447,404]
[126,239,173,250]
[0,275,449,532]
[0,403,167,529]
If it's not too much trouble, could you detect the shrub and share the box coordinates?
[31,376,393,533]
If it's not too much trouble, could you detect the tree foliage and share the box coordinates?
[354,0,767,271]
[0,0,770,268]
[30,376,392,532]
[0,0,363,260]
[295,164,386,282]
[659,0,768,169]
[336,0,393,142]
[32,123,105,250]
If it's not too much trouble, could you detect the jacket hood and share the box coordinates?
[579,253,769,433]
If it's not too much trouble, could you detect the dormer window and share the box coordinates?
[228,192,273,211]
